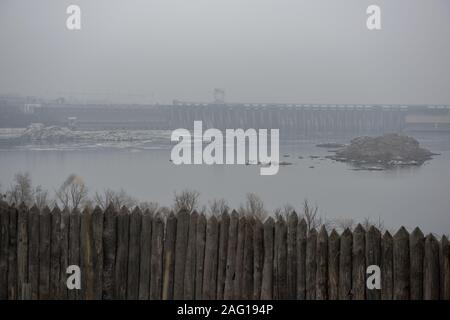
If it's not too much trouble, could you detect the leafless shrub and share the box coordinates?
[239,193,267,220]
[6,172,34,206]
[94,188,138,211]
[208,198,229,216]
[300,199,323,232]
[34,185,54,210]
[173,189,200,213]
[55,174,88,210]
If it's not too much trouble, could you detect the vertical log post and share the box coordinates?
[393,227,410,300]
[261,217,274,300]
[338,228,352,300]
[316,226,328,300]
[409,227,424,300]
[296,219,307,300]
[352,224,366,300]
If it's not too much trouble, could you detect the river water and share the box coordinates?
[0,132,449,235]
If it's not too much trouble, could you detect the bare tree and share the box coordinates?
[56,174,88,210]
[208,198,229,216]
[34,185,54,210]
[300,199,323,232]
[94,188,137,210]
[173,189,200,213]
[239,193,267,220]
[6,172,34,206]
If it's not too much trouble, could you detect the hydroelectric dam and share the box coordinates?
[2,98,450,138]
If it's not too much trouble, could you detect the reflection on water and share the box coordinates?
[0,132,449,235]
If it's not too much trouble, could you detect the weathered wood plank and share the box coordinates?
[127,207,142,300]
[243,217,254,300]
[91,206,104,300]
[352,224,366,300]
[261,217,274,300]
[195,213,207,300]
[173,210,190,300]
[316,226,328,300]
[68,208,81,300]
[17,203,29,295]
[80,208,92,300]
[393,227,410,300]
[58,208,70,299]
[275,216,288,300]
[365,226,381,300]
[233,216,246,299]
[423,234,439,300]
[7,204,18,300]
[328,229,340,300]
[440,236,450,300]
[286,211,298,299]
[338,228,352,300]
[150,215,164,299]
[39,207,51,299]
[216,211,230,300]
[114,206,130,299]
[102,205,117,300]
[49,207,61,299]
[381,231,393,300]
[253,218,263,300]
[183,211,198,300]
[305,228,317,300]
[296,219,307,300]
[28,205,40,300]
[162,212,176,300]
[223,211,238,300]
[0,201,10,299]
[138,210,152,300]
[409,227,424,300]
[202,215,219,300]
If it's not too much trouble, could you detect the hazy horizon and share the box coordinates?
[1,0,449,105]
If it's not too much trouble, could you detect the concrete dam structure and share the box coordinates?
[1,97,450,138]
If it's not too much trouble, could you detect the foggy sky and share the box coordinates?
[0,0,449,104]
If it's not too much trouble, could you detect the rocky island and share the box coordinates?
[329,133,436,169]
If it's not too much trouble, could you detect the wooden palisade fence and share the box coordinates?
[0,201,449,300]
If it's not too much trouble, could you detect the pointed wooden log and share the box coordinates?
[39,206,51,299]
[306,228,317,300]
[261,217,274,300]
[338,228,352,300]
[173,210,190,300]
[253,218,264,300]
[409,227,424,300]
[316,226,328,300]
[114,206,130,299]
[223,211,238,300]
[352,224,366,300]
[127,207,142,300]
[296,219,307,299]
[183,211,198,300]
[195,214,206,300]
[138,210,153,300]
[393,227,410,300]
[365,226,381,300]
[286,211,298,299]
[216,211,230,300]
[162,212,176,300]
[423,234,440,300]
[328,229,340,300]
[381,231,393,300]
[102,205,117,300]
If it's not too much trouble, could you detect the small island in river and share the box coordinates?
[328,133,437,169]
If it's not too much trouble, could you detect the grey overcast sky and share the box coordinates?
[0,0,449,104]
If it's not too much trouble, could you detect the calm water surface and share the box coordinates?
[0,132,449,235]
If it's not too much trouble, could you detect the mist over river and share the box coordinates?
[0,132,449,235]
